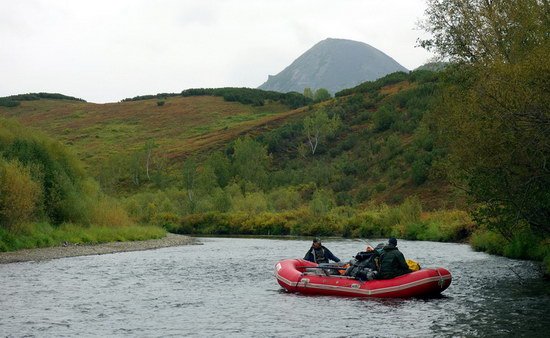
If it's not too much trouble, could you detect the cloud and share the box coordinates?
[0,0,433,103]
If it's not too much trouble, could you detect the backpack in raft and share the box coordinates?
[406,259,421,271]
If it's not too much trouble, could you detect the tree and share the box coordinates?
[421,0,550,238]
[314,88,331,102]
[205,151,232,188]
[419,0,549,65]
[303,88,313,99]
[303,109,341,155]
[143,140,158,180]
[0,159,41,229]
[232,137,270,189]
[182,157,198,211]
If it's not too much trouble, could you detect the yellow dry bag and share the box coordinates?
[406,259,421,271]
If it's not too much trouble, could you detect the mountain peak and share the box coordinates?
[259,38,408,94]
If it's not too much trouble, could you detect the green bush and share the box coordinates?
[0,223,165,252]
[0,159,42,230]
[268,187,302,211]
[412,159,429,185]
[0,98,20,107]
[470,230,508,255]
[373,106,399,132]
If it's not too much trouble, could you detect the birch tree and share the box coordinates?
[303,109,341,155]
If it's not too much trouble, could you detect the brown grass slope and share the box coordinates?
[0,96,307,167]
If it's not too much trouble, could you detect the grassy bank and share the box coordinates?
[0,223,166,252]
[161,197,548,276]
[164,198,473,241]
[471,229,550,277]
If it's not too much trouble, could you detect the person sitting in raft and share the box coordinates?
[304,238,340,264]
[377,238,411,279]
[344,243,384,281]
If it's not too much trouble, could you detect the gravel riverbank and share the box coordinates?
[0,233,201,264]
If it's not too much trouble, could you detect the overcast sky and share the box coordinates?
[0,0,433,103]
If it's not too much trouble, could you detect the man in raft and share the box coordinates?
[377,238,412,279]
[304,238,340,264]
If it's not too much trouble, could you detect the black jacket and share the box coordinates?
[345,251,380,278]
[378,244,411,279]
[304,245,340,263]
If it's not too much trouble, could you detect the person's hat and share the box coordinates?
[388,238,397,246]
[313,237,321,243]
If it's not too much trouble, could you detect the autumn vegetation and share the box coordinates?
[0,0,547,274]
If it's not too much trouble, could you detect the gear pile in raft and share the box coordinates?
[275,238,452,298]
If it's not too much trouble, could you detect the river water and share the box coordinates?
[0,238,548,337]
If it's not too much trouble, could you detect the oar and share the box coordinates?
[296,266,348,270]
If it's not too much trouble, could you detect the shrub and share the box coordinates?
[309,189,335,216]
[373,106,399,132]
[90,195,133,227]
[412,159,429,185]
[0,98,20,107]
[268,187,302,211]
[0,159,41,230]
[470,229,508,255]
[232,191,269,214]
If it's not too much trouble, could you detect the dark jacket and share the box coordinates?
[304,245,340,263]
[378,244,411,279]
[345,251,380,278]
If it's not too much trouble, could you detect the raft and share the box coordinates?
[275,258,452,298]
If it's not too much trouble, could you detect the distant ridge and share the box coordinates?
[258,38,408,94]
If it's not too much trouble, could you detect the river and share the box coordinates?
[1,238,548,337]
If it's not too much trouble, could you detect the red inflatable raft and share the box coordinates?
[275,259,451,298]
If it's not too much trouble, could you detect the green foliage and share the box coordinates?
[122,93,180,102]
[336,71,409,97]
[303,109,341,155]
[0,98,20,107]
[232,137,269,188]
[0,223,165,252]
[313,88,331,102]
[205,151,232,188]
[0,158,42,229]
[309,189,335,216]
[1,125,90,224]
[268,187,302,211]
[411,159,429,185]
[180,87,312,109]
[123,190,181,226]
[157,100,165,106]
[303,88,313,99]
[419,0,548,65]
[421,0,550,253]
[0,118,134,232]
[373,106,399,132]
[0,93,85,107]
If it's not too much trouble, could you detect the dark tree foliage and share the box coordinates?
[0,93,86,103]
[0,98,20,107]
[123,88,312,109]
[335,72,409,97]
[121,93,180,102]
[2,138,89,225]
[181,87,312,109]
[421,0,550,238]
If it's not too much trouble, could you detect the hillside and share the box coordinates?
[0,95,307,168]
[0,71,456,209]
[1,71,473,246]
[258,38,408,94]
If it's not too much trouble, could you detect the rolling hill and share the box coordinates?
[0,95,308,169]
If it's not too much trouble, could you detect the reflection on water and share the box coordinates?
[0,238,548,337]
